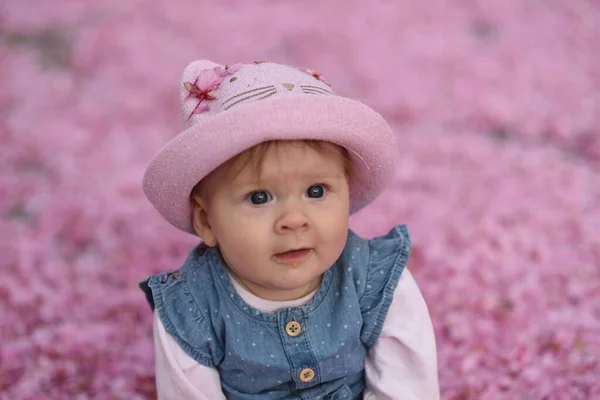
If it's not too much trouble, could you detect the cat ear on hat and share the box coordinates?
[179,59,223,100]
[181,60,222,82]
[179,60,224,122]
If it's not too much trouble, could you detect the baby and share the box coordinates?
[140,60,439,399]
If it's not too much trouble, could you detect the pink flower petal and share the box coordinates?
[195,69,222,91]
[214,63,243,77]
[191,103,210,115]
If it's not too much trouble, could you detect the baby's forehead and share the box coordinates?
[230,150,342,184]
[199,141,347,196]
[237,155,339,182]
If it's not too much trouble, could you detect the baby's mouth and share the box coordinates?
[272,248,313,264]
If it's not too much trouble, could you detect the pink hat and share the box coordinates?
[143,60,397,234]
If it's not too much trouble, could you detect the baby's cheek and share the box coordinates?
[321,223,349,260]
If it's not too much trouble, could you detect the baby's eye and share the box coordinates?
[306,184,327,198]
[247,191,272,205]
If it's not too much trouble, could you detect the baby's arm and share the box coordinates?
[153,311,226,400]
[364,269,440,400]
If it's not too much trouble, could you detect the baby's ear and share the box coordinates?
[191,196,218,247]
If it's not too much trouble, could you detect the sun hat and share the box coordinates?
[142,60,397,234]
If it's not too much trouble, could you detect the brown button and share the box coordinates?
[285,321,302,337]
[299,368,315,382]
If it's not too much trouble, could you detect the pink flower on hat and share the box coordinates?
[183,69,224,118]
[305,68,331,86]
[214,63,243,77]
[183,63,243,118]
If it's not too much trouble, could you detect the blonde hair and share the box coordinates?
[191,140,351,200]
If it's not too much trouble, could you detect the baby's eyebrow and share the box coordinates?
[262,170,345,182]
[232,171,344,191]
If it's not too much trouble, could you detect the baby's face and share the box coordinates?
[199,142,350,301]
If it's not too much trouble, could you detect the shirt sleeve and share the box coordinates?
[363,269,440,400]
[153,311,226,400]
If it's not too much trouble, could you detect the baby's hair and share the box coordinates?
[190,140,351,200]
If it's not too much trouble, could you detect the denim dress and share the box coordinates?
[140,225,410,400]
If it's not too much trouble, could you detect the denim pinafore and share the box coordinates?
[140,225,410,400]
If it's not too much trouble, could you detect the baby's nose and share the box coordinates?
[274,210,309,233]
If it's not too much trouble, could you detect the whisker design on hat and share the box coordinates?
[300,85,333,95]
[223,86,277,110]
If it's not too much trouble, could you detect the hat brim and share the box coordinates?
[143,94,397,233]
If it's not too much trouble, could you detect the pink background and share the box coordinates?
[1,0,599,398]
